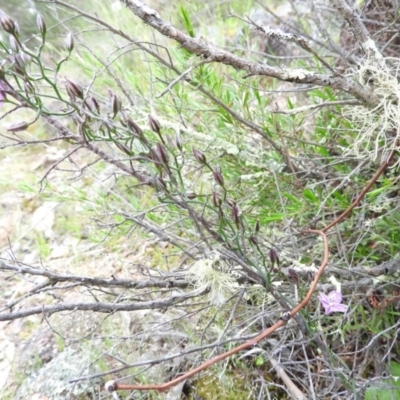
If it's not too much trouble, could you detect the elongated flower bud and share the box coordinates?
[156,142,169,165]
[193,148,206,164]
[9,36,19,52]
[36,13,46,38]
[65,32,74,53]
[212,191,222,207]
[111,93,121,118]
[175,132,183,151]
[186,191,197,199]
[90,97,100,113]
[12,54,25,75]
[166,134,174,149]
[127,118,143,136]
[231,205,241,226]
[7,121,29,132]
[213,171,224,187]
[115,141,131,155]
[24,80,35,96]
[0,11,16,35]
[20,52,31,66]
[249,236,258,246]
[65,78,83,100]
[150,146,161,164]
[225,198,236,208]
[269,248,280,267]
[119,111,128,126]
[148,114,161,134]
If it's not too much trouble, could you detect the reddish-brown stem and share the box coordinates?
[322,150,395,233]
[107,150,396,393]
[106,151,394,393]
[105,230,329,393]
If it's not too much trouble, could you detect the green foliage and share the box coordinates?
[178,5,195,38]
[365,362,400,400]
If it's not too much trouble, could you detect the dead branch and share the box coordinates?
[120,0,379,106]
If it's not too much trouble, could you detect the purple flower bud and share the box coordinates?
[65,78,84,100]
[115,141,131,155]
[7,121,29,132]
[65,32,74,53]
[231,205,241,226]
[111,93,121,118]
[91,97,100,113]
[36,13,46,38]
[193,148,206,164]
[119,111,128,125]
[186,191,197,199]
[148,114,161,134]
[166,134,175,149]
[269,248,280,267]
[12,54,25,75]
[150,146,161,164]
[20,52,31,66]
[127,118,143,136]
[213,171,224,187]
[175,132,183,151]
[9,36,19,52]
[0,11,16,35]
[156,142,169,165]
[212,191,222,207]
[24,80,35,95]
[65,85,75,101]
[225,198,236,208]
[249,236,258,245]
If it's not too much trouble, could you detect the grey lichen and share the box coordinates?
[15,347,101,400]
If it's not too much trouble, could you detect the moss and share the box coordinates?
[190,372,253,399]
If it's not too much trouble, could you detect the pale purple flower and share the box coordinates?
[318,290,348,315]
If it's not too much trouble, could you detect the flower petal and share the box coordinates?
[318,292,332,314]
[318,292,329,304]
[330,303,348,313]
[328,290,342,304]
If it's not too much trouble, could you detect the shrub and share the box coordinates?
[0,1,399,399]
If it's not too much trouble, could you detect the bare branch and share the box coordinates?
[0,259,189,291]
[272,99,361,114]
[330,0,383,59]
[0,287,203,321]
[121,0,379,106]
